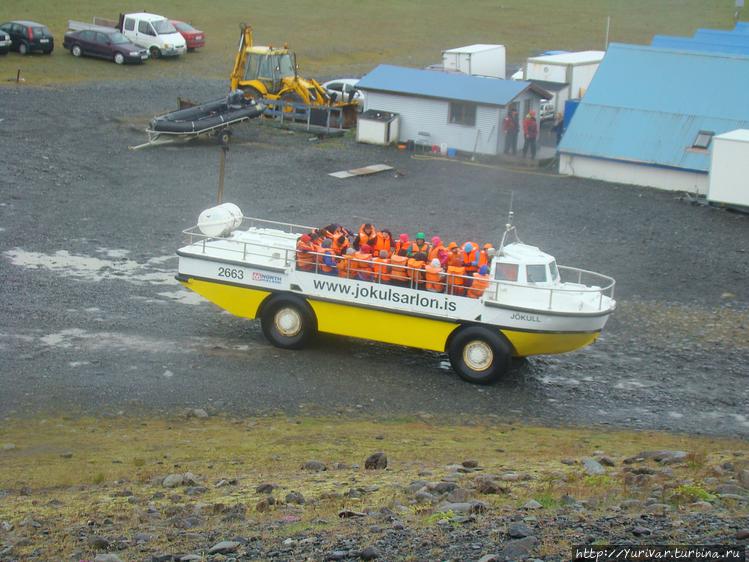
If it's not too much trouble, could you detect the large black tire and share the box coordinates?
[149,46,161,59]
[447,326,512,385]
[260,294,317,350]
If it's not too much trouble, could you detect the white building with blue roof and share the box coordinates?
[559,43,749,193]
[356,64,550,156]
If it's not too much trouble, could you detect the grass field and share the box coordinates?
[0,0,744,85]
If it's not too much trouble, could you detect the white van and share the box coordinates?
[119,13,185,58]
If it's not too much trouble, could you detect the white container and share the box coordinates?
[440,143,448,155]
[708,129,749,208]
[443,44,506,79]
[198,203,244,237]
[357,110,399,145]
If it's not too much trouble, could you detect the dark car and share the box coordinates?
[63,28,148,65]
[170,20,205,50]
[0,20,53,54]
[0,29,10,55]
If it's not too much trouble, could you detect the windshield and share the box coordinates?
[174,22,195,32]
[244,53,296,81]
[526,264,548,283]
[152,20,177,34]
[110,32,129,44]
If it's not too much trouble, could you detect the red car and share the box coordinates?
[170,20,204,51]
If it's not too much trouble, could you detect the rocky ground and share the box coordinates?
[1,417,748,561]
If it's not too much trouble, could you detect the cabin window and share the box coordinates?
[495,263,518,282]
[124,18,135,31]
[448,102,476,126]
[692,131,714,150]
[526,264,547,283]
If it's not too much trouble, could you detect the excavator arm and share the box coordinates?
[230,24,254,92]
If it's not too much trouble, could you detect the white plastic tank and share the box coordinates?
[197,203,244,237]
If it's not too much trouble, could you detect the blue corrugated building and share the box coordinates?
[356,65,549,155]
[558,43,749,193]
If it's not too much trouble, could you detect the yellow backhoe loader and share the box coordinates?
[229,24,357,127]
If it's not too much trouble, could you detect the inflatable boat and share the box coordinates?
[150,91,262,134]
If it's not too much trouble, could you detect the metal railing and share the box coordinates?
[261,98,347,132]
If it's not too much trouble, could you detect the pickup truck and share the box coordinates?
[93,12,186,58]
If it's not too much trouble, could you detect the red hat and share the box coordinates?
[300,234,311,242]
[399,233,408,243]
[360,244,372,254]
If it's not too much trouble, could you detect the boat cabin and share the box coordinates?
[491,243,560,287]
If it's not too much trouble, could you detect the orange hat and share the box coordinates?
[483,243,493,249]
[447,241,458,250]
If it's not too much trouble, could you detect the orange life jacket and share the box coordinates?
[337,254,354,278]
[407,258,426,286]
[358,224,377,248]
[425,264,445,292]
[332,237,349,256]
[412,241,430,257]
[394,240,413,256]
[428,244,446,263]
[353,251,373,280]
[372,257,391,283]
[389,254,409,282]
[296,240,315,271]
[478,248,492,269]
[447,264,466,296]
[467,273,490,298]
[373,234,393,256]
[463,242,479,273]
[447,250,466,268]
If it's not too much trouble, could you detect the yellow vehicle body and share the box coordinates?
[229,24,357,125]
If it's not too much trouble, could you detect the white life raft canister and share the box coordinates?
[197,203,243,237]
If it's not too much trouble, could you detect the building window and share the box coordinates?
[448,102,476,126]
[692,130,714,149]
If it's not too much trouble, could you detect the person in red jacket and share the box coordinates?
[522,111,538,160]
[502,109,519,155]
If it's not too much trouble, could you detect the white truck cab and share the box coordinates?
[120,13,185,58]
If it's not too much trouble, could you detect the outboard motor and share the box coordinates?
[226,89,246,110]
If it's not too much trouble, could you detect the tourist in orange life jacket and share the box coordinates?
[394,233,411,256]
[332,233,349,256]
[318,239,338,276]
[356,223,377,250]
[373,229,393,257]
[425,258,445,293]
[428,236,448,266]
[446,242,467,296]
[320,224,338,240]
[354,244,374,281]
[478,243,494,269]
[372,250,391,283]
[338,247,356,279]
[412,232,431,257]
[462,242,480,277]
[296,234,315,271]
[446,242,465,267]
[407,252,427,288]
[468,265,491,298]
[389,249,410,286]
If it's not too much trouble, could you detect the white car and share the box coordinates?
[322,78,364,105]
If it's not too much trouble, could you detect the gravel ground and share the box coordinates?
[0,79,748,436]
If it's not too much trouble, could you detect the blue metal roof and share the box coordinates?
[694,28,749,45]
[356,64,545,106]
[651,34,749,56]
[559,43,749,172]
